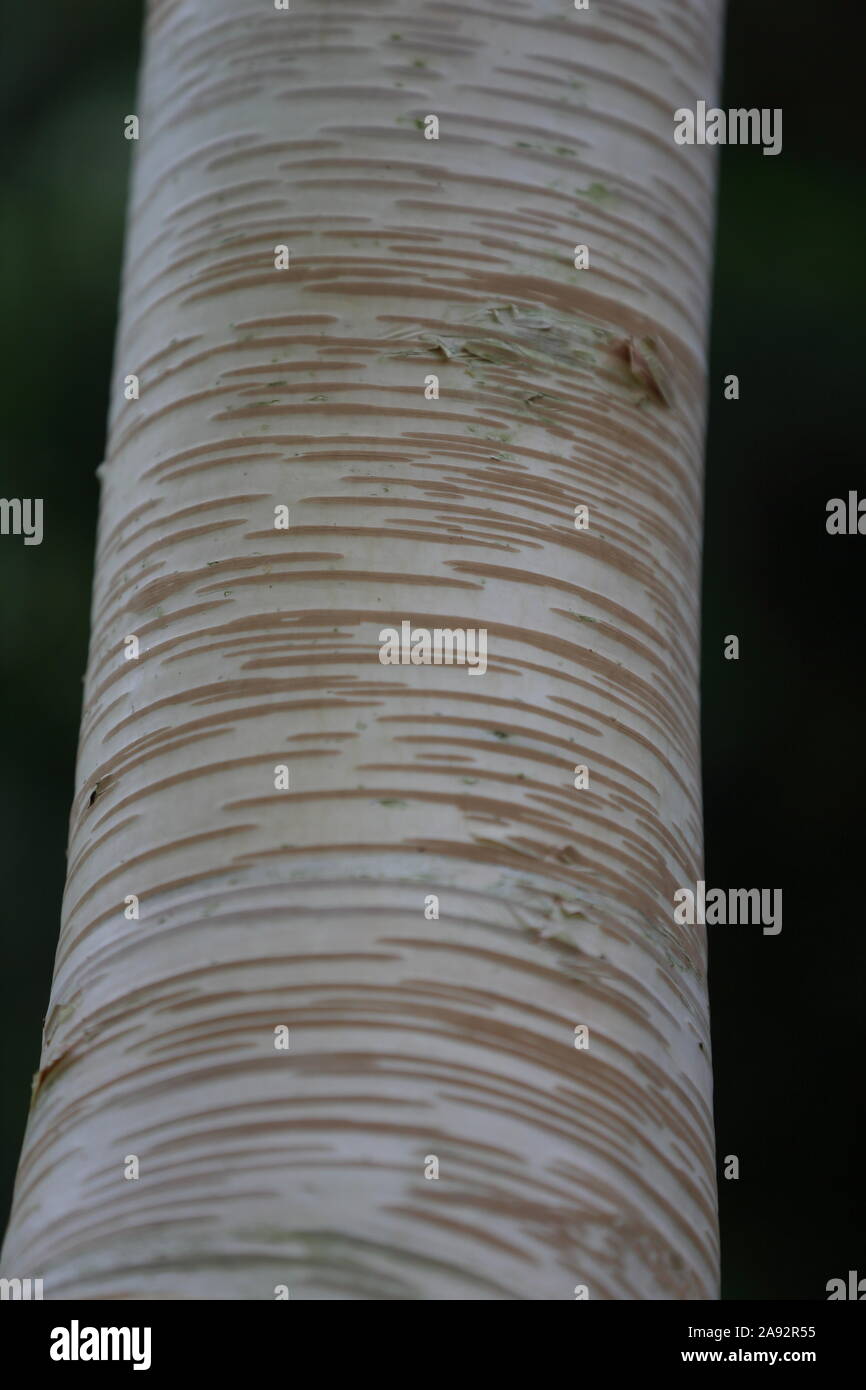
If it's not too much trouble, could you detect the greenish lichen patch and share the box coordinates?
[382,305,600,373]
[577,182,616,204]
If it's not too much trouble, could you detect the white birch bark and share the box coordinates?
[2,0,724,1299]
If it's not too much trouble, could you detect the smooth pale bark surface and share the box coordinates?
[3,0,723,1298]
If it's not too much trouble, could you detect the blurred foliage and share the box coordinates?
[0,0,142,1260]
[1,0,863,1299]
[703,0,866,1299]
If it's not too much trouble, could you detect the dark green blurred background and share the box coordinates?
[2,1,863,1299]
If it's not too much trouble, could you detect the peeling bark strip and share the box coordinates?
[1,0,723,1299]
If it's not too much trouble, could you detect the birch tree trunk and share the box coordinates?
[2,0,723,1299]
